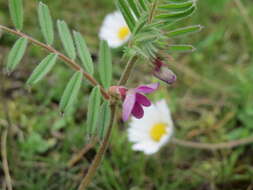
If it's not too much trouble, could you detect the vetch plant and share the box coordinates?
[0,0,204,189]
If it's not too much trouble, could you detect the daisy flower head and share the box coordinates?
[99,11,131,48]
[128,100,174,155]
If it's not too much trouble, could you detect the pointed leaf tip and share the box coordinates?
[57,20,76,60]
[9,0,24,30]
[26,53,58,85]
[38,2,54,45]
[73,31,94,74]
[6,37,28,73]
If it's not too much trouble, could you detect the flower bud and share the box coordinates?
[109,86,127,98]
[153,66,177,85]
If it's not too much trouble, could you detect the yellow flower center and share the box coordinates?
[150,123,167,142]
[118,26,130,40]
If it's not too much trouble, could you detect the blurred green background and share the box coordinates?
[1,0,253,189]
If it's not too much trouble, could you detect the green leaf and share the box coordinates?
[168,0,190,2]
[73,31,94,74]
[38,2,54,45]
[132,15,147,35]
[156,5,196,20]
[168,44,195,52]
[159,1,194,11]
[128,0,141,18]
[9,0,24,30]
[59,71,83,114]
[98,101,111,139]
[6,37,28,73]
[26,54,58,85]
[87,86,102,135]
[99,40,112,89]
[167,25,203,37]
[116,0,135,31]
[57,20,76,60]
[139,0,148,11]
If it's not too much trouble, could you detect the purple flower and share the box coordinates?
[122,83,159,121]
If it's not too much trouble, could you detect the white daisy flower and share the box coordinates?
[128,99,174,155]
[99,11,131,48]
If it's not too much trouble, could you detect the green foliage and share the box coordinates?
[159,1,194,11]
[9,0,24,30]
[57,20,76,60]
[117,0,199,60]
[128,0,141,18]
[38,2,54,45]
[26,53,58,85]
[86,86,102,136]
[116,0,136,31]
[156,6,196,20]
[21,132,56,155]
[168,44,195,52]
[1,0,253,189]
[98,101,111,139]
[6,37,28,73]
[59,71,83,114]
[73,31,94,74]
[99,40,112,89]
[166,25,203,37]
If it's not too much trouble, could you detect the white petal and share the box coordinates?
[99,11,130,48]
[132,141,160,155]
[127,99,175,155]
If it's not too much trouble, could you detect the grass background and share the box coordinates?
[1,0,253,189]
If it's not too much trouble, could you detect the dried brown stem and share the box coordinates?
[234,0,253,38]
[0,64,13,190]
[172,136,253,150]
[1,129,12,190]
[68,137,98,168]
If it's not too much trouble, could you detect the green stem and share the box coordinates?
[78,55,138,189]
[148,0,159,23]
[78,104,117,190]
[118,56,138,85]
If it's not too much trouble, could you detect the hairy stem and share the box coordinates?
[78,54,138,189]
[0,24,110,100]
[148,0,159,23]
[118,56,137,85]
[78,104,117,190]
[172,136,253,150]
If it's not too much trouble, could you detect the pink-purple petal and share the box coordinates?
[131,103,144,119]
[135,83,160,94]
[122,91,136,121]
[136,93,151,107]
